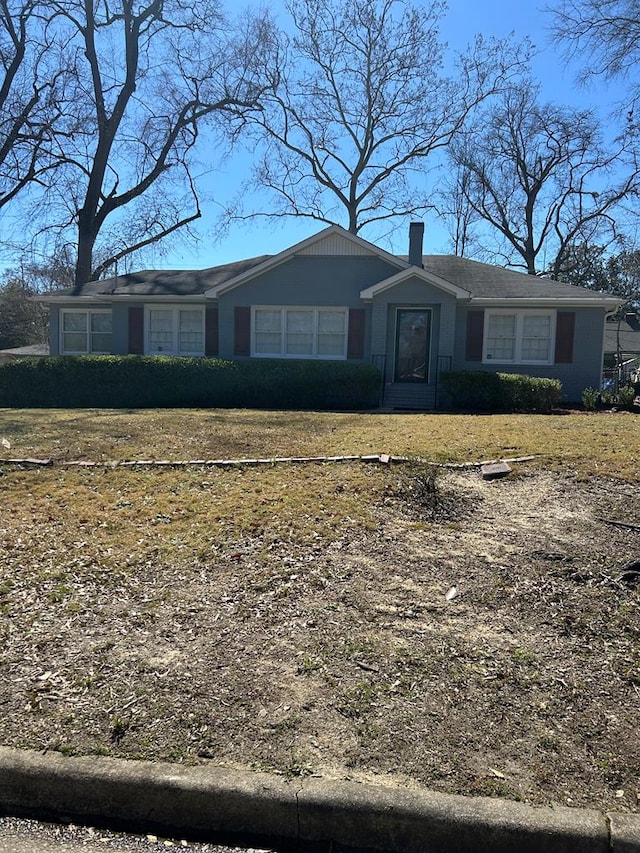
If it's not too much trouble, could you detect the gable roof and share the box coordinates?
[205,225,407,298]
[360,265,471,300]
[40,226,621,308]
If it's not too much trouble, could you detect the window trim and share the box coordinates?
[482,309,556,365]
[60,309,112,355]
[251,306,349,360]
[144,304,206,356]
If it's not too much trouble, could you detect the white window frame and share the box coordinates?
[144,305,205,356]
[251,306,348,360]
[483,309,556,365]
[60,309,112,355]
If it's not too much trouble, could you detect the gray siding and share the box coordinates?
[112,302,136,354]
[217,256,397,360]
[453,305,607,402]
[370,278,457,383]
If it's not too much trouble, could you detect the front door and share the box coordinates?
[394,308,431,382]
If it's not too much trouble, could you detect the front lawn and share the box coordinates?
[0,409,638,813]
[0,407,639,477]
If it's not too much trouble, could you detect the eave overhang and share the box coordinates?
[36,294,213,303]
[469,296,622,308]
[359,267,471,301]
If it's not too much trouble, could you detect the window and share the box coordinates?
[252,307,348,359]
[484,310,555,364]
[61,310,112,354]
[146,306,204,355]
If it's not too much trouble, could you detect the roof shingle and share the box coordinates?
[47,250,617,302]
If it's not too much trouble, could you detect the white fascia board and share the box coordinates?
[360,268,470,301]
[471,296,622,308]
[206,224,408,298]
[35,295,112,304]
[106,295,210,302]
[40,295,213,303]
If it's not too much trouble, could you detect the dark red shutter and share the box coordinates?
[347,308,366,359]
[128,306,144,354]
[205,306,219,357]
[465,310,484,361]
[555,311,575,364]
[234,306,251,356]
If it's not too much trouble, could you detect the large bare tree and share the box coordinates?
[443,80,639,276]
[228,0,527,236]
[37,0,271,290]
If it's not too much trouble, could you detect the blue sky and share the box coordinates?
[158,0,623,272]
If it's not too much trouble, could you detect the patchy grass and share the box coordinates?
[0,407,639,478]
[0,464,382,568]
[0,409,639,813]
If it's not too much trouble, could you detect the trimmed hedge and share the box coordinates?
[440,370,563,413]
[0,355,382,410]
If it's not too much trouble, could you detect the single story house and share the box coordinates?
[43,223,620,408]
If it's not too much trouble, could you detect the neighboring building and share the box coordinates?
[0,343,49,366]
[42,224,620,407]
[603,312,640,386]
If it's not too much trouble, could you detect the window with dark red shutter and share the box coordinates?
[234,306,251,356]
[205,306,219,357]
[128,306,144,354]
[555,312,575,364]
[347,308,365,359]
[465,310,484,362]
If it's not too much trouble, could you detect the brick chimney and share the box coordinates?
[408,221,424,267]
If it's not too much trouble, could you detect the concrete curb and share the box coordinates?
[1,749,638,852]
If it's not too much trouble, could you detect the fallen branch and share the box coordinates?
[598,518,640,532]
[0,453,538,470]
[355,661,380,673]
[380,455,536,469]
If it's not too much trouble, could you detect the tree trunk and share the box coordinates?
[74,210,97,291]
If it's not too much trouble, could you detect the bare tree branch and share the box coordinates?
[549,0,640,112]
[228,0,529,236]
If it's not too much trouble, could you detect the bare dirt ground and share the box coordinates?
[1,464,639,814]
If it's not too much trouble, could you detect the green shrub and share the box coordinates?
[440,371,562,413]
[617,384,637,407]
[0,355,381,410]
[582,387,600,411]
[600,386,615,406]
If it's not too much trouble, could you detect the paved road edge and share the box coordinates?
[0,747,638,852]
